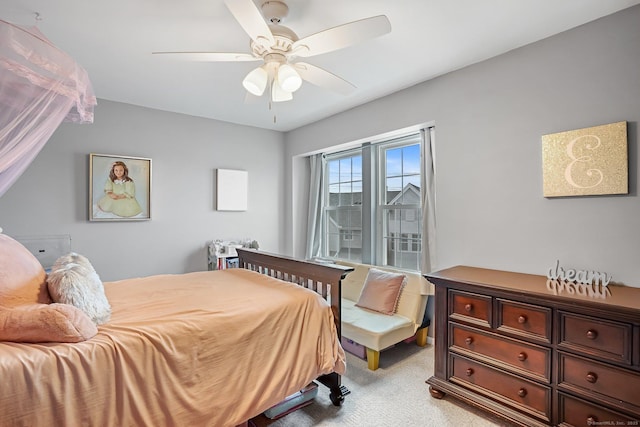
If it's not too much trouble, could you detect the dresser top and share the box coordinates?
[426,265,640,313]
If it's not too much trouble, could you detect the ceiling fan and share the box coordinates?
[153,0,391,102]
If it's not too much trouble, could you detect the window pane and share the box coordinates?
[385,143,421,204]
[405,174,420,190]
[326,210,341,256]
[339,182,352,205]
[328,184,339,207]
[386,177,403,204]
[403,144,421,175]
[352,156,362,182]
[328,160,339,184]
[352,180,362,205]
[401,233,409,251]
[325,208,362,262]
[383,207,421,270]
[327,154,363,208]
[339,158,352,182]
[386,207,401,233]
[386,147,402,177]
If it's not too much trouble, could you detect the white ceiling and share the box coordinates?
[3,0,640,132]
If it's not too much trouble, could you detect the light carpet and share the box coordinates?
[252,342,511,426]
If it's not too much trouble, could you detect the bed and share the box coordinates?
[0,238,353,427]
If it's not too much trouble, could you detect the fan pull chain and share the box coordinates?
[267,101,277,123]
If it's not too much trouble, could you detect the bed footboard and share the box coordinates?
[236,248,353,405]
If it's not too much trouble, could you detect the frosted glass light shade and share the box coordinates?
[277,63,302,92]
[242,66,268,96]
[271,79,293,102]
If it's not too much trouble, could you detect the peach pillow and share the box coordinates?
[0,233,51,308]
[0,303,98,343]
[355,268,406,315]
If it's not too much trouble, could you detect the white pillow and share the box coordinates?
[52,252,96,274]
[47,256,111,325]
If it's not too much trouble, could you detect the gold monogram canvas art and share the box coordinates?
[541,121,628,197]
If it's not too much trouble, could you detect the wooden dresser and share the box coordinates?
[425,266,640,427]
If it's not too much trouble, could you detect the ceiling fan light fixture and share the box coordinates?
[242,66,268,96]
[277,63,302,92]
[271,79,293,102]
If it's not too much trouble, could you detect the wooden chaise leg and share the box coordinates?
[366,348,380,371]
[416,327,428,347]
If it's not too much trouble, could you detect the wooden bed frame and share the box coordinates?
[237,248,353,406]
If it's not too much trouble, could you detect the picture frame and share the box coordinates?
[216,169,248,211]
[541,121,628,197]
[89,153,152,221]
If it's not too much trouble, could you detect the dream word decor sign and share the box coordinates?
[546,260,612,299]
[541,121,628,197]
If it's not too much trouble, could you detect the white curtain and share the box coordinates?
[0,20,96,198]
[305,153,324,259]
[420,127,437,273]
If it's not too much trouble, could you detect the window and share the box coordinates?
[325,151,362,260]
[380,140,422,270]
[322,133,424,270]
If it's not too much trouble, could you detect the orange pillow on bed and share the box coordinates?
[355,268,406,315]
[0,234,97,343]
[0,303,98,343]
[0,233,51,308]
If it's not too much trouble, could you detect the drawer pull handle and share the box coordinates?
[586,329,598,340]
[465,368,474,377]
[517,315,527,324]
[465,337,474,345]
[517,352,527,362]
[464,303,473,312]
[517,388,527,398]
[586,372,598,383]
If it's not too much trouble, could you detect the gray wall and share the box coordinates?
[285,6,640,286]
[0,100,284,281]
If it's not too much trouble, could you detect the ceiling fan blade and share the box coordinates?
[151,51,260,62]
[224,0,275,48]
[294,62,356,96]
[292,15,391,58]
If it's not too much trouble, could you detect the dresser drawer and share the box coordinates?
[557,392,638,427]
[450,354,551,421]
[450,323,551,382]
[559,353,640,410]
[449,290,491,328]
[559,311,632,364]
[497,299,551,343]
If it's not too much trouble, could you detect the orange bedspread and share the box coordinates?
[0,269,346,427]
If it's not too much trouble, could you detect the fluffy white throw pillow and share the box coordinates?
[52,252,96,274]
[47,255,111,325]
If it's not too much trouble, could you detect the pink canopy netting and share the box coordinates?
[0,19,96,197]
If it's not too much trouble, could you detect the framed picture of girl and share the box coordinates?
[89,153,152,221]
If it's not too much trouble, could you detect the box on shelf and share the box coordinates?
[341,337,366,359]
